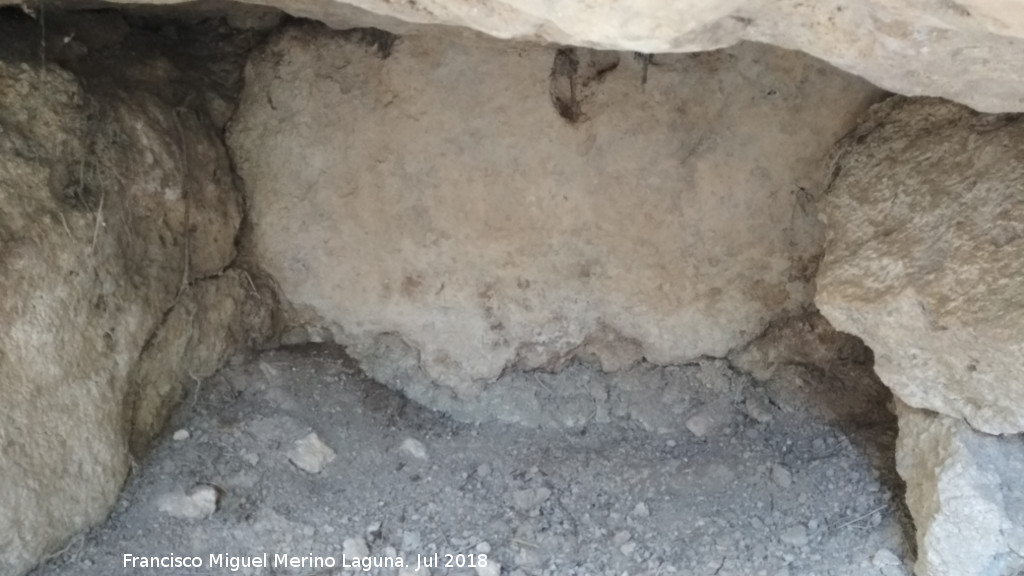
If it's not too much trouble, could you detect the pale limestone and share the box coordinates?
[817,98,1024,434]
[896,402,1024,576]
[80,0,1024,112]
[230,24,881,397]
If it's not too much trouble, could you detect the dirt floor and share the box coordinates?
[30,345,912,576]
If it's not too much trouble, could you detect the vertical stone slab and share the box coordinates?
[230,24,882,396]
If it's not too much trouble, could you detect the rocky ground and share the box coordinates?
[30,345,912,576]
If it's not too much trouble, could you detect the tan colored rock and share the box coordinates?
[81,0,1024,112]
[895,401,1024,576]
[0,61,141,576]
[817,97,1024,434]
[0,33,261,575]
[127,270,274,453]
[230,24,882,396]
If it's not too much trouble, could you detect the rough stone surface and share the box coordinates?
[0,18,265,576]
[126,270,275,453]
[895,401,1024,576]
[231,23,882,396]
[67,0,1024,112]
[817,97,1024,435]
[730,311,893,428]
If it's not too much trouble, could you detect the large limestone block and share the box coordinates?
[85,0,1024,112]
[817,98,1024,434]
[0,46,251,575]
[230,23,882,395]
[896,402,1024,576]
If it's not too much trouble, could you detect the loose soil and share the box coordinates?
[30,345,912,576]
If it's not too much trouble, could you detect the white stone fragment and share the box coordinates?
[872,548,900,567]
[685,412,715,437]
[630,502,650,518]
[508,487,551,512]
[475,561,500,576]
[287,432,336,474]
[400,438,429,460]
[157,484,219,519]
[342,536,370,559]
[779,524,808,547]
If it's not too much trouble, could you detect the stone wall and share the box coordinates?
[3,4,1024,576]
[0,15,272,575]
[817,97,1024,575]
[229,23,883,398]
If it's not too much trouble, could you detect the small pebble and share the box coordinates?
[172,429,190,441]
[779,524,808,547]
[342,537,370,558]
[475,561,500,576]
[743,395,774,423]
[771,464,793,489]
[400,438,429,460]
[509,487,551,512]
[685,411,715,437]
[401,530,422,551]
[287,432,335,474]
[156,484,218,519]
[631,502,650,518]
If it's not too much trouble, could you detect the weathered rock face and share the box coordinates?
[896,401,1024,576]
[0,18,270,575]
[230,23,882,396]
[817,98,1024,435]
[82,0,1024,112]
[126,270,275,453]
[730,311,893,429]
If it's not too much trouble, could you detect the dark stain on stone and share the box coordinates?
[549,48,621,123]
[340,28,399,59]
